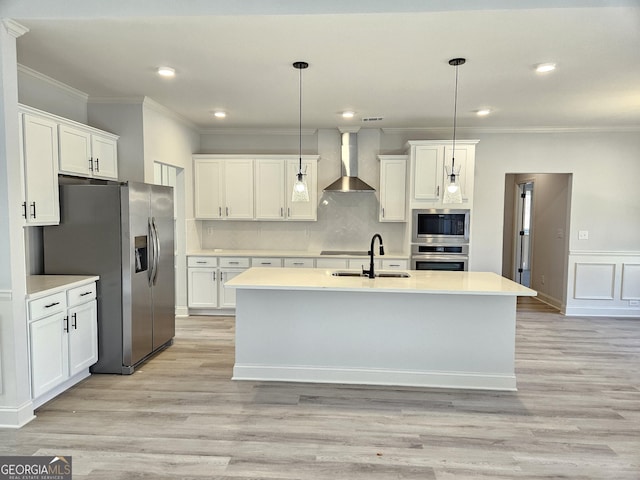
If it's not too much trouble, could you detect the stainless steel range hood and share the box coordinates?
[323,130,375,192]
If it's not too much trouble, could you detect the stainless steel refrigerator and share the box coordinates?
[43,182,175,374]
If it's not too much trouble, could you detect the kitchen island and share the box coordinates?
[227,268,536,391]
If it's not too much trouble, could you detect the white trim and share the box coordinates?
[574,263,616,300]
[88,95,146,105]
[199,128,317,136]
[569,250,640,257]
[175,306,189,317]
[383,125,640,135]
[0,289,12,301]
[0,401,36,429]
[233,365,517,392]
[17,64,88,101]
[565,306,640,318]
[2,19,29,37]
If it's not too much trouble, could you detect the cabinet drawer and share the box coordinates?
[67,282,97,307]
[188,256,218,267]
[315,258,348,269]
[220,257,250,268]
[283,258,314,268]
[382,259,409,270]
[252,257,282,268]
[28,292,66,321]
[347,258,381,271]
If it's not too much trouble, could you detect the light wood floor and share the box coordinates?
[1,298,639,479]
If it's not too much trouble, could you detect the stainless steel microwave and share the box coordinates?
[411,209,470,243]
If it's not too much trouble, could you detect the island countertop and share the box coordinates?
[226,267,537,296]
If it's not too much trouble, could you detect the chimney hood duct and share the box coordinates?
[323,130,375,192]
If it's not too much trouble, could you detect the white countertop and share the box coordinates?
[226,267,537,296]
[188,249,408,259]
[26,275,100,299]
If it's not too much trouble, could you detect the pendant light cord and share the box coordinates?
[451,62,459,171]
[298,64,302,174]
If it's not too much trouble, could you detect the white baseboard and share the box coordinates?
[175,305,189,317]
[564,306,640,318]
[0,400,36,429]
[232,364,517,392]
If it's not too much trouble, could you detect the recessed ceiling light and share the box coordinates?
[342,111,355,119]
[213,111,226,118]
[157,66,176,77]
[535,63,556,73]
[476,109,491,116]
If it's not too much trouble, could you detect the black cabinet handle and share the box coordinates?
[44,301,60,308]
[72,313,77,329]
[63,316,69,332]
[79,291,92,297]
[30,202,36,218]
[89,157,94,172]
[22,202,27,218]
[95,157,100,172]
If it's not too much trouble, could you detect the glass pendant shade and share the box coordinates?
[443,163,463,204]
[292,172,309,202]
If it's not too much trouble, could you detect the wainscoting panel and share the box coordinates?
[566,252,640,317]
[574,263,615,299]
[621,263,640,300]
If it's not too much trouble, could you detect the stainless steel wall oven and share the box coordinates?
[411,209,470,271]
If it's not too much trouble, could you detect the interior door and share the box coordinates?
[515,182,534,286]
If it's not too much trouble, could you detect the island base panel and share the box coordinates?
[233,288,517,391]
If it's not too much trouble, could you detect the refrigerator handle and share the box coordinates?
[151,217,161,286]
[148,217,157,287]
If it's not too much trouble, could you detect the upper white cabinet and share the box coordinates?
[407,140,477,208]
[20,112,60,226]
[194,157,254,219]
[58,124,118,179]
[194,155,318,221]
[378,155,407,222]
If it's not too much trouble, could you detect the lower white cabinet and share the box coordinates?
[188,256,248,310]
[27,278,98,407]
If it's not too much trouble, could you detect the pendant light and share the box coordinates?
[291,61,310,202]
[443,57,465,204]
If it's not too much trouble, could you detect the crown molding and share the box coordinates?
[2,19,29,38]
[17,64,89,101]
[199,128,317,136]
[382,125,640,134]
[88,96,146,105]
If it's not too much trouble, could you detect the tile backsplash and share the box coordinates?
[199,191,407,253]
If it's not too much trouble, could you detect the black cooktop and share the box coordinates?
[320,250,368,256]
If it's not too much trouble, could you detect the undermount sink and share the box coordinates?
[331,271,411,278]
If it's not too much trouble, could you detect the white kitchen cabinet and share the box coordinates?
[378,155,407,222]
[254,157,318,221]
[27,278,98,407]
[255,159,286,220]
[188,256,249,310]
[283,258,315,268]
[382,258,409,270]
[286,158,318,221]
[20,112,60,226]
[407,140,477,208]
[315,258,349,269]
[347,258,382,271]
[193,157,254,220]
[188,267,218,308]
[58,124,118,180]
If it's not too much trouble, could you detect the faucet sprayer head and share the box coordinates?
[379,245,385,255]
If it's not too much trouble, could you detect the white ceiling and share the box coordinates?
[4,0,640,131]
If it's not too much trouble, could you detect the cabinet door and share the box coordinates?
[194,160,223,219]
[413,145,442,202]
[255,160,285,220]
[188,267,218,307]
[68,300,98,376]
[30,312,68,398]
[22,114,60,225]
[443,145,472,203]
[286,159,317,221]
[91,134,118,179]
[224,160,254,219]
[58,124,91,176]
[220,269,244,308]
[379,159,406,221]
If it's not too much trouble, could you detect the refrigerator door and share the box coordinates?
[150,184,175,349]
[121,182,154,367]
